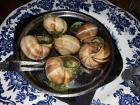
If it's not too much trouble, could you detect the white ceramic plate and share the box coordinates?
[0,0,140,105]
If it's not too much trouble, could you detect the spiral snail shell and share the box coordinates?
[20,35,52,60]
[45,56,80,85]
[54,35,80,55]
[43,15,67,35]
[76,22,98,41]
[79,37,110,69]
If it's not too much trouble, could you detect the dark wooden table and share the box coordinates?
[108,0,132,10]
[0,0,31,24]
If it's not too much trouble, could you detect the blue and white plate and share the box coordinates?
[0,0,140,105]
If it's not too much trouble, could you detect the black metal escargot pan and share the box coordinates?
[13,10,122,97]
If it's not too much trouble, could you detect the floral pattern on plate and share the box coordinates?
[0,0,140,105]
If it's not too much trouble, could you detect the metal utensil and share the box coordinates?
[0,60,45,71]
[121,67,140,97]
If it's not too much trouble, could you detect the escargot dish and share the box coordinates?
[76,22,98,41]
[17,10,115,96]
[54,35,80,55]
[45,56,80,85]
[20,35,52,60]
[79,37,110,69]
[43,15,67,35]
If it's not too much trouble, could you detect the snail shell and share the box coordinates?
[76,22,98,41]
[45,56,80,85]
[43,15,67,35]
[79,37,110,69]
[55,35,80,55]
[20,35,52,60]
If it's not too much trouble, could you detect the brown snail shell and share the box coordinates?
[45,56,80,85]
[43,15,67,35]
[20,35,52,60]
[76,22,98,41]
[54,35,80,55]
[79,44,101,69]
[93,41,110,60]
[79,37,110,69]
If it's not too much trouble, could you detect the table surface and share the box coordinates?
[0,0,31,24]
[108,0,132,10]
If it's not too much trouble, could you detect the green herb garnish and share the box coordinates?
[43,80,68,92]
[70,21,84,33]
[62,56,80,78]
[53,31,63,38]
[37,35,52,44]
[62,56,79,68]
[91,37,104,53]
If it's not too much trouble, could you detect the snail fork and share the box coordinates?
[0,60,45,71]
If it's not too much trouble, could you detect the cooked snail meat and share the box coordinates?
[45,56,80,85]
[20,35,52,60]
[55,35,80,55]
[43,15,67,36]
